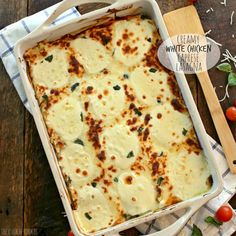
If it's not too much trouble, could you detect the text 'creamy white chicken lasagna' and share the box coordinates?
[24,15,212,234]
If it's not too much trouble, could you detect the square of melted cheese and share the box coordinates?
[24,15,212,234]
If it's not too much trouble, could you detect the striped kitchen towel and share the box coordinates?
[0,3,236,236]
[0,3,80,113]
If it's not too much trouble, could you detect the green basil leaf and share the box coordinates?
[217,63,232,73]
[74,138,84,146]
[80,112,83,122]
[141,15,150,20]
[71,82,79,92]
[182,128,188,136]
[137,127,144,133]
[157,176,164,185]
[102,36,110,45]
[45,55,53,62]
[127,151,134,158]
[134,108,142,116]
[84,212,92,220]
[114,177,119,183]
[113,85,121,90]
[42,94,48,104]
[228,72,236,86]
[204,216,222,227]
[158,151,163,157]
[123,213,138,220]
[191,224,203,236]
[123,73,129,79]
[149,68,157,73]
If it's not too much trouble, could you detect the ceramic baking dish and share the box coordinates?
[14,0,223,235]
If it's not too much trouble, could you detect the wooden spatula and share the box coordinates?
[163,5,236,173]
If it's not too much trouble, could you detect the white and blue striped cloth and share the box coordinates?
[0,3,236,235]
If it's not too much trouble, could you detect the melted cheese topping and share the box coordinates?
[167,149,210,199]
[74,186,116,232]
[149,103,192,148]
[24,15,212,234]
[46,96,83,141]
[130,66,173,105]
[81,74,125,123]
[31,48,70,88]
[102,124,140,169]
[117,172,157,215]
[158,149,210,207]
[71,38,112,74]
[113,18,155,66]
[60,144,100,188]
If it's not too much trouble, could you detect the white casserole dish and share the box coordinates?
[14,0,223,235]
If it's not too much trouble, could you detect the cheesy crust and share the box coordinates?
[24,15,212,234]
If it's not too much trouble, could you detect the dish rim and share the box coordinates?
[14,0,223,235]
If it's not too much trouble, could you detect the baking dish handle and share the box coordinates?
[143,203,201,236]
[107,198,208,236]
[37,0,123,31]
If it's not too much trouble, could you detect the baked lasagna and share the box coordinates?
[24,15,212,234]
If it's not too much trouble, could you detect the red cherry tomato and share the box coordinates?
[215,205,233,222]
[226,106,236,121]
[67,230,74,236]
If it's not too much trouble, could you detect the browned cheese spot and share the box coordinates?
[125,176,133,185]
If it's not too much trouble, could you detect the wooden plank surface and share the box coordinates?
[0,0,235,236]
[0,0,27,234]
[196,0,236,142]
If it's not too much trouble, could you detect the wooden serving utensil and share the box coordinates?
[163,5,236,173]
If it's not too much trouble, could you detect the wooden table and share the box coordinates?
[0,0,236,235]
